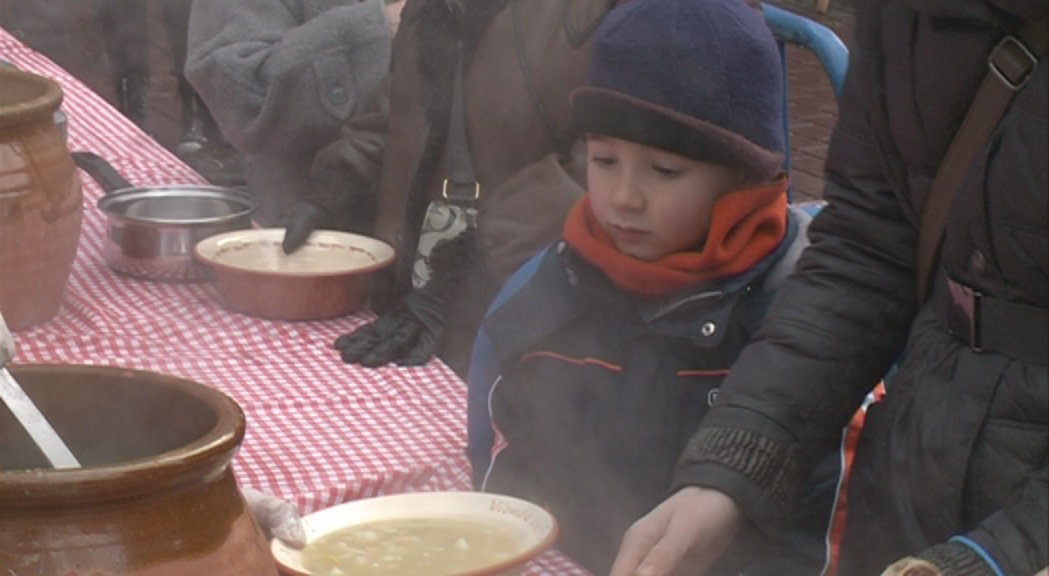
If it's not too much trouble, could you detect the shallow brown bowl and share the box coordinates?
[194,228,396,321]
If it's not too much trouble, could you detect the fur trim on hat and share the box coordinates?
[573,86,784,182]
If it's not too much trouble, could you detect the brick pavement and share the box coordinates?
[1,0,854,201]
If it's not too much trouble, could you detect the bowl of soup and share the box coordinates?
[194,228,395,321]
[271,491,559,576]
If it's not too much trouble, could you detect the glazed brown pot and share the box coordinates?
[0,364,278,575]
[0,69,83,331]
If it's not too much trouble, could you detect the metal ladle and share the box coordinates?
[0,312,81,469]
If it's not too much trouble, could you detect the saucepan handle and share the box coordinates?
[71,151,133,194]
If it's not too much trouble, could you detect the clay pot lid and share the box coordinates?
[0,68,64,128]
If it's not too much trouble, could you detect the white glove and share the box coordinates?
[242,488,307,548]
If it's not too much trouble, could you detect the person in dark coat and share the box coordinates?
[610,1,1048,575]
[94,0,149,128]
[282,0,626,378]
[469,0,835,573]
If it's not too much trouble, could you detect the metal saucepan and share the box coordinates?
[72,151,257,282]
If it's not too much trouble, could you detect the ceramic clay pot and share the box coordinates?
[0,68,83,331]
[0,364,278,575]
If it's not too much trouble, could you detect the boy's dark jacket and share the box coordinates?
[673,0,1048,574]
[471,208,815,574]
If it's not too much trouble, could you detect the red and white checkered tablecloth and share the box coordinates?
[1,27,589,576]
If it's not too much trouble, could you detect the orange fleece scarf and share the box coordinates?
[562,178,789,298]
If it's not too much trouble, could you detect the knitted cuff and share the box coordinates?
[677,426,801,517]
[914,541,998,576]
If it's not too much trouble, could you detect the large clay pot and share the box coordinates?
[0,364,278,575]
[0,68,83,331]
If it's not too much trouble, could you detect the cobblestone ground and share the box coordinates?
[1,0,854,200]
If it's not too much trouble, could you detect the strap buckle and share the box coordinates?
[947,278,983,352]
[988,35,1038,92]
[441,179,481,207]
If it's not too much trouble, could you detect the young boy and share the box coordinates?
[466,0,833,573]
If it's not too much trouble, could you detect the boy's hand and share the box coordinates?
[242,488,307,549]
[609,487,742,576]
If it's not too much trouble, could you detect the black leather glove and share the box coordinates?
[335,227,481,367]
[281,202,329,254]
[280,167,376,254]
[335,280,447,367]
[281,112,386,254]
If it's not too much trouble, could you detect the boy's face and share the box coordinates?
[586,135,740,261]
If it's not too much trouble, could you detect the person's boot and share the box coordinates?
[115,72,148,130]
[175,91,246,187]
[176,90,208,157]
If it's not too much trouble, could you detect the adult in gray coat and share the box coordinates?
[184,0,393,227]
[610,0,1047,575]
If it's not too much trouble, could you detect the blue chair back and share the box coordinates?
[763,4,849,202]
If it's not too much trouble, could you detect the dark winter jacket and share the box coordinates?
[310,0,623,375]
[674,1,1048,574]
[474,209,823,575]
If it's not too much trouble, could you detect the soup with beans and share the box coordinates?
[301,517,519,575]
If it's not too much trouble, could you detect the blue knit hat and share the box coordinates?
[573,0,786,182]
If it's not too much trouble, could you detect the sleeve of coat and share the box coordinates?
[184,0,390,158]
[960,460,1049,575]
[309,108,389,194]
[883,462,1049,576]
[671,38,920,535]
[477,141,587,283]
